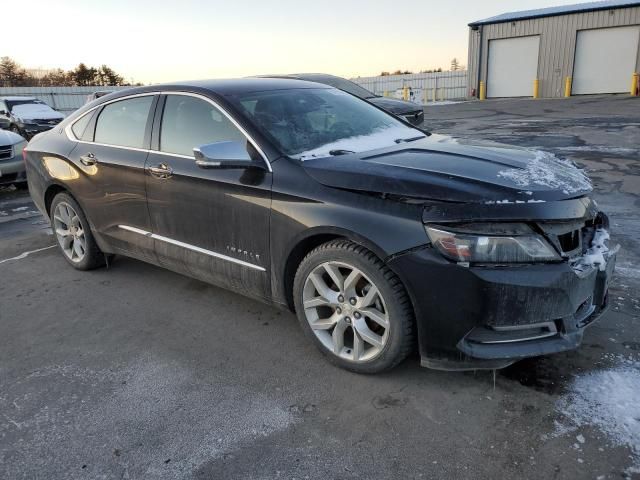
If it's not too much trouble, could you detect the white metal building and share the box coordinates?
[467,0,640,98]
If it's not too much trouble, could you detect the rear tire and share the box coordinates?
[50,192,105,270]
[293,240,414,374]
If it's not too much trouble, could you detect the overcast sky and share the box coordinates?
[13,0,583,83]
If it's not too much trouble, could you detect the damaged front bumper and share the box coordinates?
[388,196,617,371]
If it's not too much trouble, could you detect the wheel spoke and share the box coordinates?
[360,307,389,329]
[73,238,85,258]
[352,329,365,360]
[360,286,379,308]
[310,312,339,330]
[304,296,332,309]
[343,269,361,293]
[353,318,384,349]
[55,227,70,237]
[323,263,344,291]
[332,319,348,354]
[62,235,73,250]
[309,272,336,302]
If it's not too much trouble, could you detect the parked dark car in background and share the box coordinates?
[260,73,425,126]
[0,129,28,186]
[0,96,65,139]
[24,79,616,373]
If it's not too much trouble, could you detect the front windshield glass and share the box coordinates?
[7,99,43,112]
[232,88,424,159]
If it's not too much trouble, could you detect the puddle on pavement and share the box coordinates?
[500,357,573,395]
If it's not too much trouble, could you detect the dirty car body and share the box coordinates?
[24,79,616,372]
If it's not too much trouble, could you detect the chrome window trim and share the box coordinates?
[65,90,273,172]
[118,225,266,272]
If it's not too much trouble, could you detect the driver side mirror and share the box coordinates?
[0,110,7,116]
[194,141,262,169]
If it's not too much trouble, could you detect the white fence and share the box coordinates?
[0,86,132,115]
[351,71,469,104]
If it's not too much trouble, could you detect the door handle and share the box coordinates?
[80,152,98,166]
[148,163,173,178]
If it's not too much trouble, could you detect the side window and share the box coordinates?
[0,101,6,113]
[94,96,153,149]
[160,95,246,157]
[71,112,93,140]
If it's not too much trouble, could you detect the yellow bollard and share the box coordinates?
[479,81,486,101]
[402,86,409,101]
[564,76,572,97]
[631,73,639,96]
[533,79,540,99]
[423,89,428,104]
[383,91,389,97]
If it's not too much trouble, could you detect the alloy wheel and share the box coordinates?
[302,261,390,362]
[53,201,87,263]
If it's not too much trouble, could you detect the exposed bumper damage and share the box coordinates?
[388,196,618,371]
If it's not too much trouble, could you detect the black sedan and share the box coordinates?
[260,73,425,126]
[24,79,616,373]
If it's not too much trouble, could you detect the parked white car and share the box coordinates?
[0,129,28,186]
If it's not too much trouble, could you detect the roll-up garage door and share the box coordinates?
[572,26,640,95]
[487,36,540,98]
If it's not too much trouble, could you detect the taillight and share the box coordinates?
[22,148,28,164]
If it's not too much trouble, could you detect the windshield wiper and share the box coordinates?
[394,135,425,144]
[329,149,355,156]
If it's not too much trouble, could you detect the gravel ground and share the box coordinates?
[1,94,639,479]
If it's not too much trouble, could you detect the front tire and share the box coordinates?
[293,240,415,373]
[50,192,105,270]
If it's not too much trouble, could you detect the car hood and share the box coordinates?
[12,104,64,121]
[369,96,422,114]
[301,134,592,203]
[0,129,25,145]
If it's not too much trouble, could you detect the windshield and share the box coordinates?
[232,88,424,159]
[7,99,44,112]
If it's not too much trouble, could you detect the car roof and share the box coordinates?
[119,78,333,97]
[0,96,38,101]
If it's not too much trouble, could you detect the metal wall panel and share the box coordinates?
[351,71,469,104]
[467,5,640,98]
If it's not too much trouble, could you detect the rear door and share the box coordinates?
[144,92,272,299]
[67,94,158,261]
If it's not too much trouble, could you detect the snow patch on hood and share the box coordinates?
[12,104,63,120]
[555,357,640,473]
[295,125,425,160]
[497,150,592,195]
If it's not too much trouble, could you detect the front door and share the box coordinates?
[145,93,272,299]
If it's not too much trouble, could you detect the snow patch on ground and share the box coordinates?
[296,125,424,160]
[555,357,640,473]
[497,150,592,194]
[554,146,638,155]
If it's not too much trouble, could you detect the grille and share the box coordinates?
[35,118,60,125]
[0,145,12,160]
[558,229,581,253]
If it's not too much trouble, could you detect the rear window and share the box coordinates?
[94,96,153,149]
[71,113,93,140]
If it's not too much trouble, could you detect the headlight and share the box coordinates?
[13,140,28,157]
[425,225,560,263]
